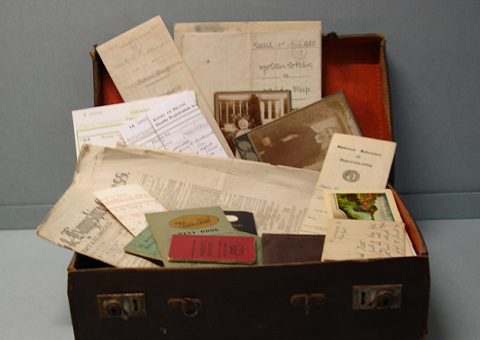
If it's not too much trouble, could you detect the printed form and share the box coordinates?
[72,95,181,158]
[119,91,229,157]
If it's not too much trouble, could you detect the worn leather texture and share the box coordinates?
[262,234,325,265]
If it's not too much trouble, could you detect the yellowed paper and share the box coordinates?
[96,16,234,158]
[36,144,319,268]
[323,189,416,257]
[174,21,322,112]
[322,219,405,261]
[94,184,167,236]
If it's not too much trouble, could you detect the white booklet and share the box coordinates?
[299,133,397,235]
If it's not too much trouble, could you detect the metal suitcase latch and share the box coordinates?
[290,293,326,315]
[352,284,402,310]
[167,297,203,317]
[97,293,147,320]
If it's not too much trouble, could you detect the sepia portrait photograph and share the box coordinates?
[214,90,292,154]
[234,91,362,171]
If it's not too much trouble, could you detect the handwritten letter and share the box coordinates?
[250,30,321,109]
[175,21,322,111]
[321,219,405,261]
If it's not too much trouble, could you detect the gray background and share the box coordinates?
[1,1,479,229]
[0,1,479,339]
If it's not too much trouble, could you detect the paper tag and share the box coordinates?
[94,184,167,236]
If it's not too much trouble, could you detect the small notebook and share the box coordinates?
[261,234,325,265]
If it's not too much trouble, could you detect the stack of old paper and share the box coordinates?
[94,16,234,158]
[36,143,319,268]
[36,15,415,267]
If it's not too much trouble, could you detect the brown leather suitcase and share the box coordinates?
[67,33,430,340]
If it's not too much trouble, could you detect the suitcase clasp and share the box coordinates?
[290,293,325,315]
[97,293,147,320]
[167,297,203,317]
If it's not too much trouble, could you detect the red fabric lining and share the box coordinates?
[101,72,123,105]
[322,39,390,141]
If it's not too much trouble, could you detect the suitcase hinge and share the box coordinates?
[167,297,203,317]
[290,293,326,315]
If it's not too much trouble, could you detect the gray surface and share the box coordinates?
[1,1,480,230]
[1,220,479,339]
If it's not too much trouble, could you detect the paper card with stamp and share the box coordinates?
[323,189,416,256]
[299,133,396,235]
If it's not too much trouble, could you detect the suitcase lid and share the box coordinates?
[322,33,392,142]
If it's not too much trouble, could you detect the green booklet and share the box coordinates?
[124,227,162,261]
[146,206,238,268]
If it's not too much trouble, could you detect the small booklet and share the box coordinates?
[123,227,162,261]
[234,91,361,171]
[168,234,256,264]
[261,234,325,265]
[124,211,261,264]
[298,133,397,235]
[146,206,239,267]
[223,211,258,235]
